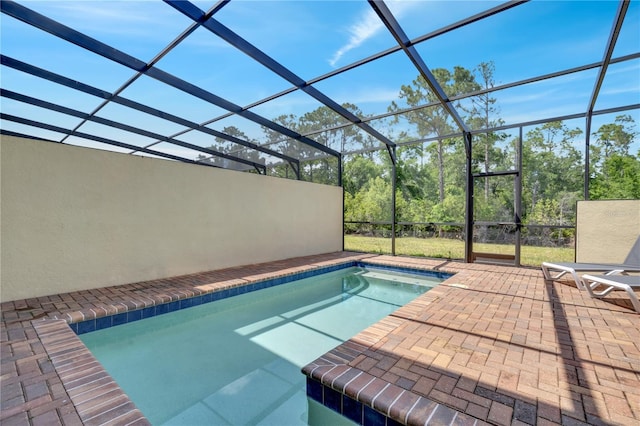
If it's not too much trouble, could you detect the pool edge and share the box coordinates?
[68,260,452,336]
[32,254,456,425]
[300,258,470,426]
[32,320,150,426]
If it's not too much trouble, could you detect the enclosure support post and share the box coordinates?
[289,160,301,180]
[339,153,345,252]
[464,132,474,263]
[337,153,343,187]
[583,0,628,199]
[388,146,397,256]
[584,113,592,200]
[515,127,523,266]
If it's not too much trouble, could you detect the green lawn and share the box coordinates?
[344,235,574,267]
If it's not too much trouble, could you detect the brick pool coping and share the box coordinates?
[1,251,372,425]
[2,252,639,425]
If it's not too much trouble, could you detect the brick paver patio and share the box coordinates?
[1,252,639,425]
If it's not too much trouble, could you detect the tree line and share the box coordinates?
[197,62,639,244]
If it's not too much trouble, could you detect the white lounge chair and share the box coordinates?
[581,272,640,313]
[541,236,640,290]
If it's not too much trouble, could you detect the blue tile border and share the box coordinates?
[95,316,111,331]
[364,404,387,426]
[357,261,452,280]
[68,322,79,334]
[324,386,342,412]
[77,319,95,334]
[141,306,155,319]
[306,377,323,402]
[112,313,128,327]
[72,260,452,335]
[72,261,356,334]
[307,378,394,426]
[342,393,363,424]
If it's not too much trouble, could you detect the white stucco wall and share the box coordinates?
[576,199,640,263]
[0,136,343,302]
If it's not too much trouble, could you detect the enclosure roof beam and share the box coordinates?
[331,102,639,158]
[60,1,230,146]
[165,0,396,149]
[0,129,57,143]
[586,0,629,116]
[371,53,640,128]
[0,113,219,167]
[472,103,640,136]
[0,0,338,159]
[291,52,639,141]
[201,1,526,130]
[0,55,297,169]
[0,89,267,173]
[368,0,472,143]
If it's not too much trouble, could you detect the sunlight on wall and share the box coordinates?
[0,136,343,302]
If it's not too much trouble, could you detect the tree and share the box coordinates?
[260,114,303,179]
[390,67,480,204]
[526,198,575,245]
[298,103,372,153]
[343,154,384,196]
[345,176,407,225]
[197,126,263,171]
[592,115,637,159]
[263,105,378,184]
[590,152,640,200]
[466,61,508,201]
[522,121,583,217]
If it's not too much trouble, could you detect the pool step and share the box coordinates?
[361,270,440,287]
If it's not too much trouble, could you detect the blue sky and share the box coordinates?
[1,0,639,162]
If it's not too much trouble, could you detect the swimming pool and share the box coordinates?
[80,266,446,425]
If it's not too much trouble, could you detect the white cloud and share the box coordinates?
[604,63,640,76]
[601,83,640,96]
[36,1,177,38]
[56,2,154,23]
[328,0,422,67]
[329,8,383,67]
[336,88,400,105]
[497,89,558,105]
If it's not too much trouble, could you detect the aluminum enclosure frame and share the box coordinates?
[1,0,638,264]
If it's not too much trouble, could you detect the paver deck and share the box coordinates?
[1,252,639,425]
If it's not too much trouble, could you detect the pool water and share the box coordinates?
[80,266,443,425]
